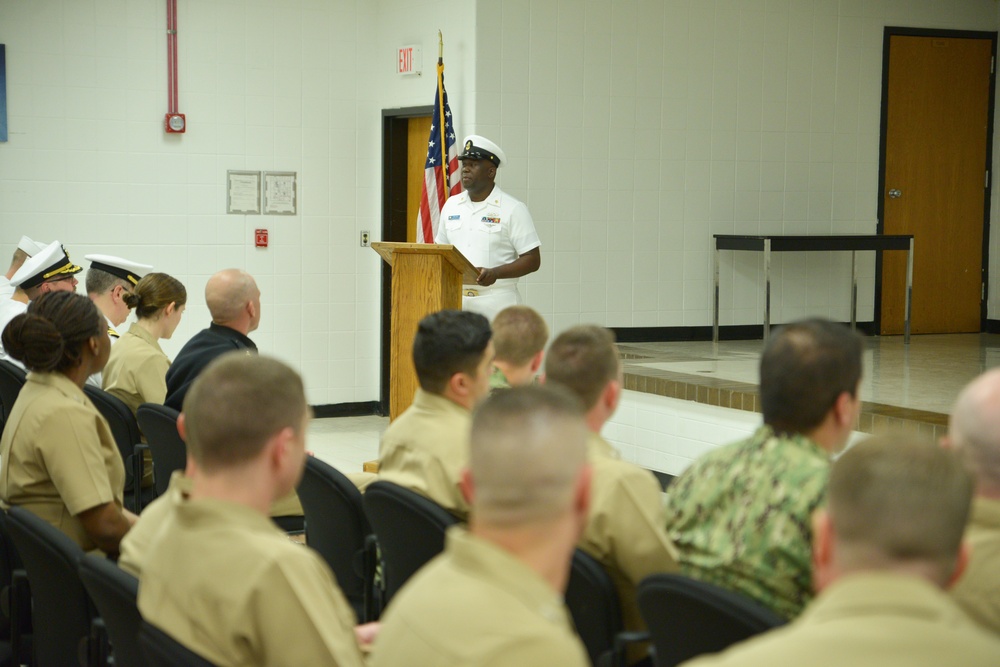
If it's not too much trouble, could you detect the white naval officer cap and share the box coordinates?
[458,135,506,168]
[10,241,83,289]
[17,235,47,257]
[85,254,153,286]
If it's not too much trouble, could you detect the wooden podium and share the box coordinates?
[372,242,479,420]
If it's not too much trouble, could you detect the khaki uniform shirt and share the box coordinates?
[102,322,170,416]
[664,425,828,619]
[679,573,1000,667]
[138,496,364,667]
[0,372,125,551]
[583,433,679,634]
[371,527,589,667]
[952,496,1000,635]
[118,470,190,577]
[377,389,471,518]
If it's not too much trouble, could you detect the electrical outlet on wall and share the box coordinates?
[360,230,370,247]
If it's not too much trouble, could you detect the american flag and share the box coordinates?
[416,57,460,243]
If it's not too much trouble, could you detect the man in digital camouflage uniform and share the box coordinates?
[664,319,863,620]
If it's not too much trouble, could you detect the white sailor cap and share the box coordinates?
[10,241,83,289]
[458,135,506,168]
[85,254,153,286]
[17,236,47,257]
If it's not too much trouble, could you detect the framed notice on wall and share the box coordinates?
[263,171,297,215]
[227,170,261,214]
[0,45,7,142]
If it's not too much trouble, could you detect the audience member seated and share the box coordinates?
[543,325,680,642]
[138,353,375,665]
[664,319,862,620]
[163,268,302,520]
[371,386,591,667]
[164,268,261,411]
[0,235,45,301]
[0,291,135,554]
[84,254,153,342]
[679,433,1000,666]
[489,305,548,390]
[0,241,82,368]
[377,309,493,518]
[103,272,187,415]
[945,368,1000,634]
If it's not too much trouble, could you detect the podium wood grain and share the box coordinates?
[373,243,475,420]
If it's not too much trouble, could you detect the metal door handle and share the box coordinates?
[888,189,902,199]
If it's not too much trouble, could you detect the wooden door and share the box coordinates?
[406,116,432,242]
[881,33,993,334]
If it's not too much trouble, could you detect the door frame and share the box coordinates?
[875,27,997,333]
[379,105,434,415]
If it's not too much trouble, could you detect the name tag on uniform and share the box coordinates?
[482,216,500,225]
[448,215,461,220]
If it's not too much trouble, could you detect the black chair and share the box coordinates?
[297,457,377,622]
[566,549,630,667]
[363,480,459,603]
[136,403,186,497]
[0,360,26,424]
[139,621,216,667]
[3,507,105,667]
[78,554,144,667]
[83,385,148,512]
[637,574,785,667]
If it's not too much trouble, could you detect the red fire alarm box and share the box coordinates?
[255,229,268,247]
[165,113,186,133]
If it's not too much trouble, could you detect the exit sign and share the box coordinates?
[397,44,421,76]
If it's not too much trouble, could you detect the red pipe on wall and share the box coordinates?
[164,0,185,132]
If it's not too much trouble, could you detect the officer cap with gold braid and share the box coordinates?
[458,135,506,168]
[85,254,153,287]
[10,241,82,290]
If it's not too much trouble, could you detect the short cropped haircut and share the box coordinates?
[2,291,103,373]
[123,273,187,320]
[948,369,1000,491]
[492,306,548,365]
[470,385,588,525]
[829,433,972,574]
[85,267,130,297]
[544,325,620,410]
[412,310,492,394]
[759,319,863,435]
[182,353,307,473]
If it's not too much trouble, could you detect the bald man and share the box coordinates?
[371,386,591,667]
[946,368,1000,635]
[164,269,261,411]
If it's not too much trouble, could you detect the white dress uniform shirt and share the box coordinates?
[435,185,540,321]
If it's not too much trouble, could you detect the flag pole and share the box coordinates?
[437,30,451,203]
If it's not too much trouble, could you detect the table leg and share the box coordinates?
[851,250,857,331]
[764,239,771,340]
[904,238,913,344]
[713,244,720,344]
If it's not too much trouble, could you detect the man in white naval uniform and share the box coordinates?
[435,135,541,321]
[0,236,46,302]
[0,241,83,368]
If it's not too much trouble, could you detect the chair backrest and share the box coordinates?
[139,621,216,667]
[3,506,96,667]
[78,554,144,667]
[136,403,185,497]
[362,480,459,603]
[83,386,142,495]
[637,573,785,667]
[0,359,27,424]
[297,457,372,622]
[565,548,624,666]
